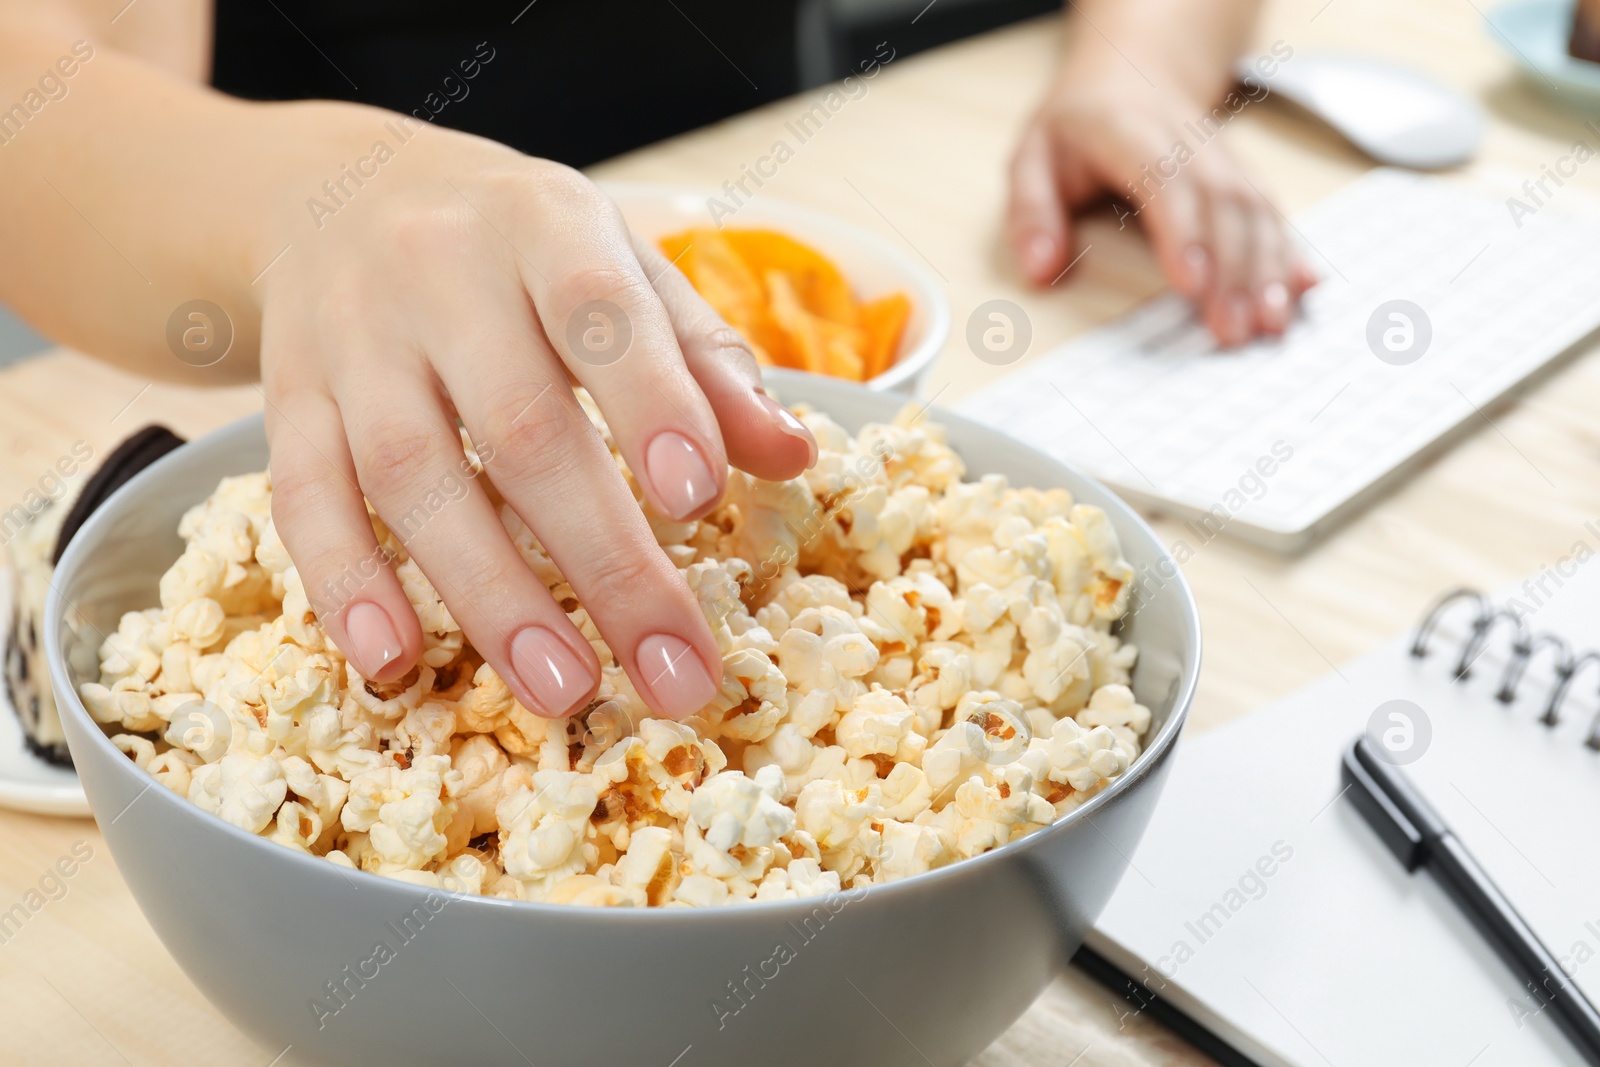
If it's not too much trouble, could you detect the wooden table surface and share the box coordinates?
[7,0,1600,1062]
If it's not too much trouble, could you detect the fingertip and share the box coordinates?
[650,260,814,482]
[634,632,720,720]
[644,430,724,522]
[1257,281,1291,336]
[268,415,427,685]
[755,391,818,470]
[1141,181,1206,299]
[1007,127,1069,287]
[1017,231,1061,286]
[1205,291,1253,349]
[339,599,420,683]
[507,624,600,718]
[721,388,814,482]
[1180,245,1211,299]
[1292,259,1319,294]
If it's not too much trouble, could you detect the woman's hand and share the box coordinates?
[257,112,816,721]
[1006,63,1316,346]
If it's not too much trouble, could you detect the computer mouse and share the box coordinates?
[1237,51,1483,169]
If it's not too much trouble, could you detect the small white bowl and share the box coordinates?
[603,182,950,395]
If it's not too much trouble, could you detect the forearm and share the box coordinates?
[0,11,456,384]
[1059,0,1263,106]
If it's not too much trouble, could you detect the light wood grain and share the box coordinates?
[6,0,1600,1062]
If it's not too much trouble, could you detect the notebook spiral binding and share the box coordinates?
[1410,586,1600,749]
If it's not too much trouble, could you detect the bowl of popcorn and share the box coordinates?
[45,370,1199,1067]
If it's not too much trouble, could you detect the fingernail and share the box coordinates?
[636,633,716,719]
[645,431,719,520]
[345,601,402,679]
[1259,281,1290,333]
[1023,233,1057,279]
[1222,292,1252,346]
[756,392,818,467]
[1183,245,1210,294]
[510,626,592,717]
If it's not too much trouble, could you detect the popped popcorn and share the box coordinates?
[85,401,1151,905]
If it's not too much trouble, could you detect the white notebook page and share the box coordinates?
[1091,558,1600,1067]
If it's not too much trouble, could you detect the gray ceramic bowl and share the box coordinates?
[47,370,1200,1067]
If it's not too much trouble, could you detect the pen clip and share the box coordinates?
[1341,736,1428,872]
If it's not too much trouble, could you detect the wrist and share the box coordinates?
[1053,39,1227,117]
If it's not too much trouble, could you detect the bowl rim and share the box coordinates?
[598,180,952,392]
[47,378,1200,921]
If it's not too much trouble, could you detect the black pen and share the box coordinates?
[1343,735,1600,1065]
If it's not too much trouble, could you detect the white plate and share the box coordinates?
[0,568,89,817]
[1487,0,1600,111]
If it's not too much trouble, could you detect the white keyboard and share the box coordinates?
[958,169,1600,551]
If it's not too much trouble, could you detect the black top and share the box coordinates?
[212,0,802,167]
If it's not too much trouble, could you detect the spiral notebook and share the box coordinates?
[1089,559,1600,1067]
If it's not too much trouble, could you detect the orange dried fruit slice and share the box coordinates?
[663,230,797,369]
[656,225,913,382]
[764,270,827,374]
[858,292,911,380]
[722,230,859,326]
